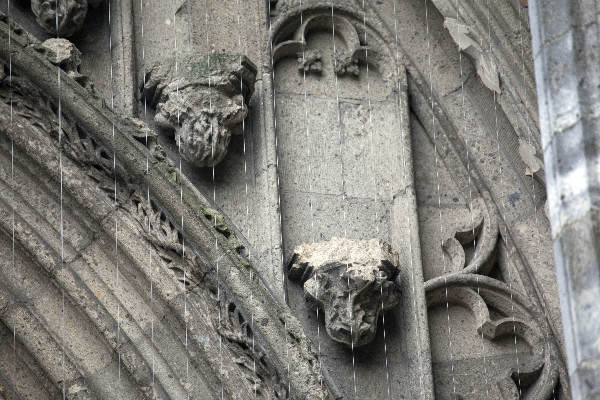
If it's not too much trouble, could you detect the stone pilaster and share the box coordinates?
[529,1,600,398]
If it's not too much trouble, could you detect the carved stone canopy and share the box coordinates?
[288,237,401,347]
[144,53,257,168]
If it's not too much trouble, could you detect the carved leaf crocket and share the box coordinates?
[288,237,401,347]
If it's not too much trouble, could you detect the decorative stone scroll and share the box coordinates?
[427,275,560,400]
[288,237,401,347]
[144,53,257,168]
[426,194,563,398]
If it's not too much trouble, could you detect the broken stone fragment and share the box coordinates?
[444,17,501,94]
[288,237,401,347]
[31,0,103,37]
[42,38,81,71]
[42,38,95,92]
[144,53,257,168]
[518,138,545,184]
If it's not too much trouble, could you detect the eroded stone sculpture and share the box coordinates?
[31,0,103,37]
[297,49,323,73]
[144,53,257,167]
[288,237,401,347]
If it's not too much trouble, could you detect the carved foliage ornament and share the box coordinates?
[288,237,401,347]
[0,57,299,398]
[272,13,385,78]
[144,53,257,168]
[0,15,337,398]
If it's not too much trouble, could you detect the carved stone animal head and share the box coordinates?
[31,0,102,37]
[144,53,257,168]
[288,237,400,347]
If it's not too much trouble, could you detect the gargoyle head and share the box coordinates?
[288,237,400,347]
[144,53,257,168]
[31,0,102,37]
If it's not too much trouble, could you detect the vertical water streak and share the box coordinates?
[297,0,323,391]
[485,0,522,395]
[169,2,190,397]
[453,0,489,394]
[138,0,156,391]
[391,0,425,397]
[423,0,457,395]
[54,1,67,398]
[266,0,292,395]
[8,1,17,397]
[517,0,555,395]
[200,2,224,398]
[234,1,259,396]
[107,0,122,383]
[359,2,391,397]
[329,0,358,396]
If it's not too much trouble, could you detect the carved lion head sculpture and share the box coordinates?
[31,0,103,37]
[288,237,401,347]
[144,53,257,168]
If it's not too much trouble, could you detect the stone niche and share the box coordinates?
[272,6,429,398]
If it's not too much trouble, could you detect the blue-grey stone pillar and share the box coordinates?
[528,1,600,398]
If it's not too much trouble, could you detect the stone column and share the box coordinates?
[528,1,600,398]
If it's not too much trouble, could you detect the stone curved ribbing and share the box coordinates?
[0,13,335,400]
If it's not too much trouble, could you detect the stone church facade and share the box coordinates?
[0,0,587,398]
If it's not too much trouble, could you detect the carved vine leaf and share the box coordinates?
[0,63,204,288]
[128,192,206,286]
[297,49,323,74]
[216,297,288,399]
[0,68,114,186]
